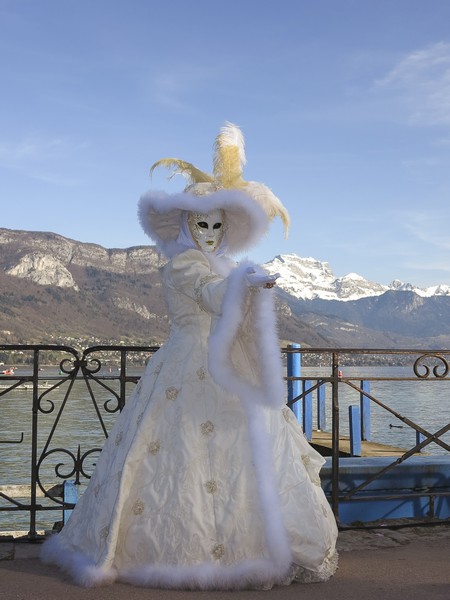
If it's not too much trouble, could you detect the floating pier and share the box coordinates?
[310,430,415,458]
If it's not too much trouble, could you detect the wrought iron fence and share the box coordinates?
[0,344,158,540]
[285,347,450,529]
[0,344,449,540]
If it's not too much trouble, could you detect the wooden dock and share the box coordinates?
[310,430,412,457]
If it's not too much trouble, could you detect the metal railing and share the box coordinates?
[285,347,450,528]
[0,344,158,540]
[1,344,449,539]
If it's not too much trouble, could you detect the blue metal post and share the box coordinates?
[416,431,426,450]
[303,380,313,441]
[287,343,302,423]
[317,382,326,431]
[360,380,371,441]
[63,480,79,525]
[349,405,362,456]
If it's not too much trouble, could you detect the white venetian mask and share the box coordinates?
[187,209,225,253]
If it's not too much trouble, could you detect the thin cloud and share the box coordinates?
[432,136,450,147]
[150,65,217,110]
[0,136,87,186]
[397,209,450,251]
[375,42,450,126]
[0,137,65,161]
[401,155,447,170]
[403,260,450,274]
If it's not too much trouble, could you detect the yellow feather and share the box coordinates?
[278,207,291,238]
[265,198,291,238]
[245,182,290,238]
[150,158,213,185]
[213,123,246,189]
[215,146,247,189]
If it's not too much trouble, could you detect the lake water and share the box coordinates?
[1,365,449,533]
[300,366,450,454]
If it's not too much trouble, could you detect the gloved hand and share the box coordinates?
[246,267,280,289]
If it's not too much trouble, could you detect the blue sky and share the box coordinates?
[1,0,450,288]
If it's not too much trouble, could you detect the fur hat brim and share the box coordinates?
[138,189,268,257]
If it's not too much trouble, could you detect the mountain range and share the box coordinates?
[1,227,450,350]
[263,254,450,301]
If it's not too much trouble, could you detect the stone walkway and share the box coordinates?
[1,524,449,600]
[337,521,450,551]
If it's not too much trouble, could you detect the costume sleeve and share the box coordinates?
[169,251,285,410]
[168,249,227,315]
[208,260,286,410]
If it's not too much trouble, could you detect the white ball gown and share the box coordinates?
[41,248,338,589]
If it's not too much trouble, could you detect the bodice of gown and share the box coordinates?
[162,249,227,342]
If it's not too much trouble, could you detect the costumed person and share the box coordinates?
[41,123,338,590]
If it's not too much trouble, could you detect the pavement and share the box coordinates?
[1,524,449,600]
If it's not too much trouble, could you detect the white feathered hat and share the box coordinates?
[138,122,290,257]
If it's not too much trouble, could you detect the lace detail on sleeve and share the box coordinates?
[194,274,218,312]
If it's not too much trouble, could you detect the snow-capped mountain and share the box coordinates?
[263,254,450,302]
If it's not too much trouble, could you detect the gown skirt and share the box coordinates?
[41,249,338,589]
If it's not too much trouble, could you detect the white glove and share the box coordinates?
[246,267,280,289]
